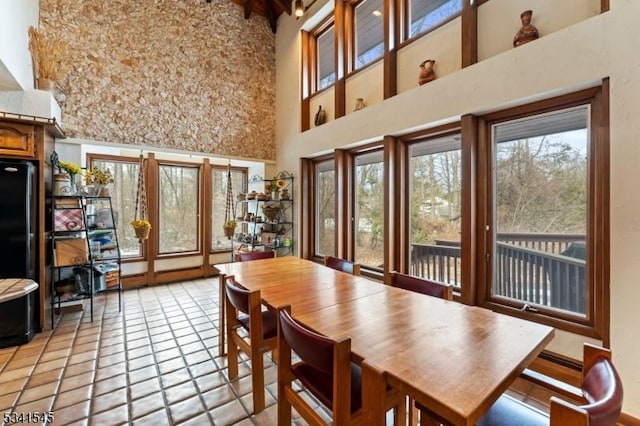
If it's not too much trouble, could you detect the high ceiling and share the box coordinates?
[223,0,291,33]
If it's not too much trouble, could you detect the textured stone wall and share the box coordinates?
[40,0,276,160]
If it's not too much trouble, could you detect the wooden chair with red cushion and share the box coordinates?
[234,249,276,262]
[277,305,405,425]
[419,343,624,426]
[224,275,278,413]
[323,255,361,276]
[390,271,453,300]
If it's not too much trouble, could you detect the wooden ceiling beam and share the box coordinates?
[244,0,256,18]
[265,0,278,33]
[273,0,292,15]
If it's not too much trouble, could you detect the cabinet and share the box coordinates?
[50,195,122,326]
[0,122,35,158]
[233,173,294,258]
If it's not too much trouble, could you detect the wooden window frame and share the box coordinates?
[476,83,609,340]
[210,165,248,254]
[156,159,203,258]
[398,0,463,47]
[301,154,337,263]
[87,154,146,262]
[308,17,337,96]
[347,0,385,75]
[346,142,386,278]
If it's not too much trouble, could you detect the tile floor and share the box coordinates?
[0,277,557,426]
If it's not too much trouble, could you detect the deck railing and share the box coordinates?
[410,233,586,313]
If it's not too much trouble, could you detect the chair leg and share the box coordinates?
[408,397,419,426]
[218,275,226,356]
[278,384,293,425]
[251,351,266,413]
[394,399,407,426]
[227,336,239,379]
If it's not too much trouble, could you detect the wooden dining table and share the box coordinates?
[214,256,388,355]
[214,257,555,425]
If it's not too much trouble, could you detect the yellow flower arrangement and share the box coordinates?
[267,178,287,192]
[58,160,81,176]
[84,166,114,185]
[131,219,152,229]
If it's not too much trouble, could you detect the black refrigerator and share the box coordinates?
[0,160,38,347]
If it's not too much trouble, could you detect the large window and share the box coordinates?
[409,134,462,287]
[354,150,384,269]
[354,0,384,70]
[158,164,200,254]
[303,86,608,336]
[315,159,336,256]
[211,166,246,252]
[89,157,142,258]
[489,107,590,318]
[316,22,336,91]
[407,0,462,40]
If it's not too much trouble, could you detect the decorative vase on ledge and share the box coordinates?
[513,10,539,47]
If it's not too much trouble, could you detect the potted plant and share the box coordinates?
[56,160,81,194]
[223,220,237,239]
[131,219,151,241]
[84,166,114,196]
[28,26,69,91]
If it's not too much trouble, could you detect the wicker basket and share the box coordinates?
[261,207,279,221]
[134,226,150,240]
[223,225,235,239]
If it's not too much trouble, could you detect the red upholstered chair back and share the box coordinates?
[573,345,624,426]
[235,250,276,262]
[225,276,250,315]
[324,256,361,275]
[276,305,406,425]
[475,343,624,426]
[390,272,453,300]
[278,306,334,375]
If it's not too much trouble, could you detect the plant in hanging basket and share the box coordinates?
[131,219,151,240]
[223,220,237,239]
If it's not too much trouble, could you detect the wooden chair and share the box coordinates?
[234,249,276,262]
[323,255,361,276]
[224,275,278,413]
[277,305,405,425]
[389,271,453,300]
[418,343,623,426]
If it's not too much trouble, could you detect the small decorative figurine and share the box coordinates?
[314,105,327,126]
[354,98,365,111]
[418,59,436,86]
[513,10,539,47]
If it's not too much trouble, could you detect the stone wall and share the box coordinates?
[40,0,276,160]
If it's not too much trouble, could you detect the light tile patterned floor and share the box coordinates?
[0,277,560,426]
[0,278,288,426]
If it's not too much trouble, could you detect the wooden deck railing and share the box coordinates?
[411,233,586,313]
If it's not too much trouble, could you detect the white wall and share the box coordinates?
[0,0,39,90]
[345,61,384,114]
[397,18,461,94]
[478,0,600,60]
[276,0,640,417]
